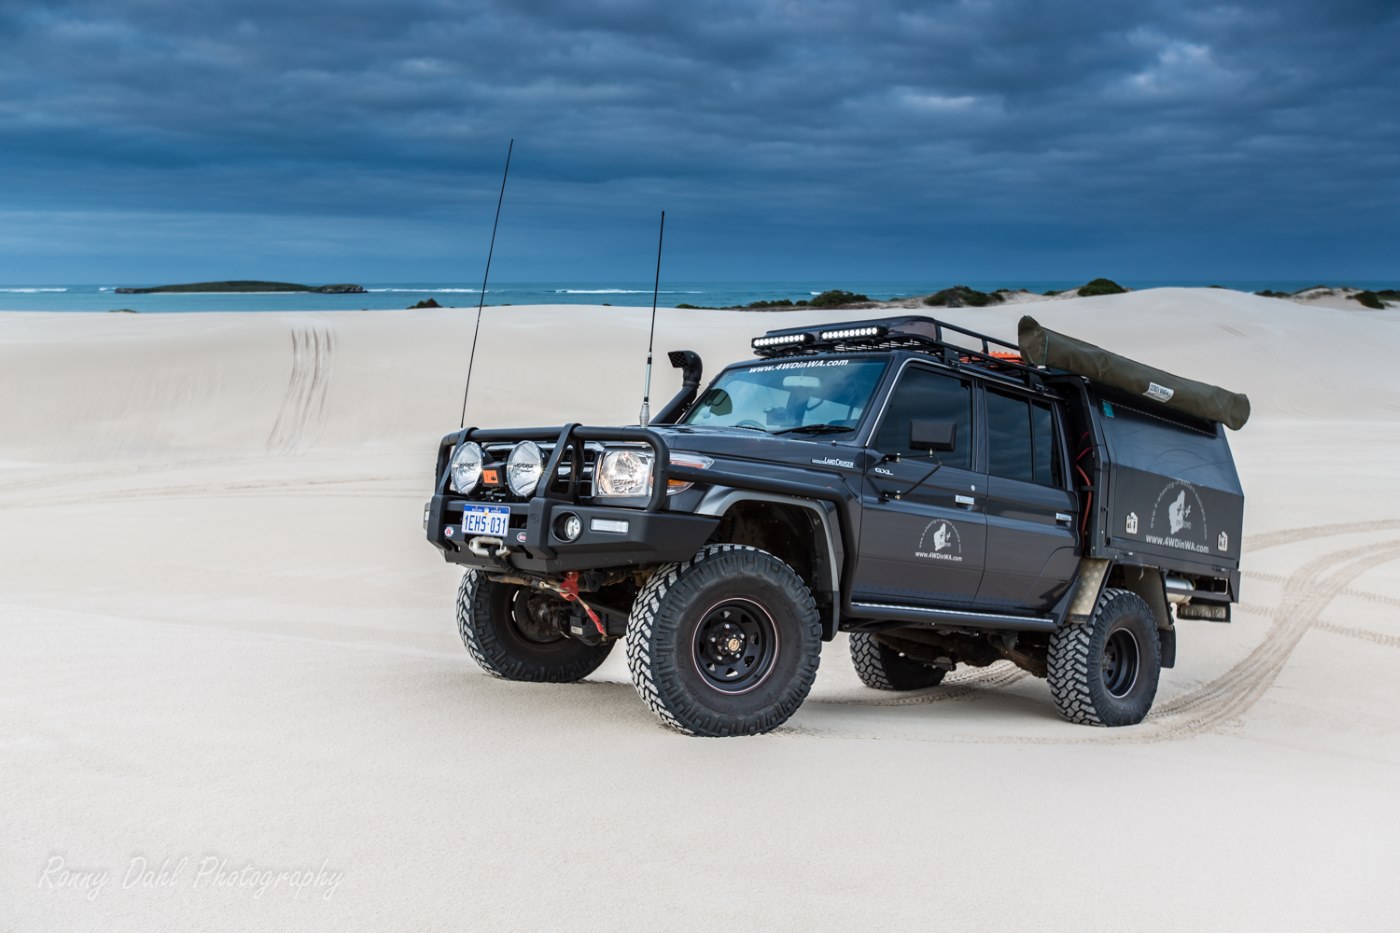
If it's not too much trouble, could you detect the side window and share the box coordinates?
[1031,400,1063,487]
[986,391,1034,483]
[874,367,972,470]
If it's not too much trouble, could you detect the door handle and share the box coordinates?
[954,495,976,508]
[1055,512,1073,525]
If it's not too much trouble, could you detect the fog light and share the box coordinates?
[590,518,630,534]
[555,512,583,542]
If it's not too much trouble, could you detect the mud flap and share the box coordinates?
[1065,558,1111,623]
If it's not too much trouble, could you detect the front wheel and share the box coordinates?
[626,544,822,736]
[1047,587,1161,726]
[457,571,613,682]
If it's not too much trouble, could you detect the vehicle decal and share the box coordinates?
[1145,480,1211,554]
[749,359,850,373]
[915,520,963,562]
[1125,511,1139,534]
[811,457,855,469]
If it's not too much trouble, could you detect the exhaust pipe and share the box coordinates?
[1165,576,1194,604]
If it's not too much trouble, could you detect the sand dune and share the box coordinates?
[3,289,1398,930]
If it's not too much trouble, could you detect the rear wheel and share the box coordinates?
[849,632,948,691]
[1047,587,1161,726]
[626,544,821,736]
[457,571,613,682]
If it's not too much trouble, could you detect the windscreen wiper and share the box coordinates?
[771,423,855,436]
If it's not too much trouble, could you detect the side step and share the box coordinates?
[848,601,1059,633]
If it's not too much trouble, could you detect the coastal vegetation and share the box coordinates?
[114,280,365,294]
[683,288,876,311]
[1077,277,1127,297]
[408,298,441,309]
[923,285,1004,308]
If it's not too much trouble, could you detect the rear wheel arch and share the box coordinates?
[1105,563,1172,631]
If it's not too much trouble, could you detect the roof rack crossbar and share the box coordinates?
[752,315,1043,388]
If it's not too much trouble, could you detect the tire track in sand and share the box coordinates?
[266,324,334,454]
[1148,539,1400,736]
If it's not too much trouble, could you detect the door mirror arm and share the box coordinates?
[878,454,944,503]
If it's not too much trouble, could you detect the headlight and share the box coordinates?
[595,449,655,497]
[506,441,544,497]
[595,450,712,498]
[449,441,484,493]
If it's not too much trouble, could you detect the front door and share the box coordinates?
[853,365,986,606]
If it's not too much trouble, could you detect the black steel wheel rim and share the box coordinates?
[692,598,780,694]
[1101,628,1140,698]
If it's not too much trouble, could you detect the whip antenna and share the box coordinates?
[459,138,514,428]
[639,209,665,426]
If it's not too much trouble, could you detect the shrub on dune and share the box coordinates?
[807,289,871,309]
[1351,290,1385,310]
[1077,278,1127,297]
[923,285,1002,308]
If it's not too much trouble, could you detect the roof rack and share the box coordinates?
[751,315,1049,389]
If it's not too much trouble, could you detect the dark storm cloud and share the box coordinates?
[1,0,1396,281]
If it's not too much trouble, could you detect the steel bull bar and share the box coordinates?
[428,422,857,579]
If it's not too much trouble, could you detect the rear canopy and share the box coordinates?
[1018,316,1250,430]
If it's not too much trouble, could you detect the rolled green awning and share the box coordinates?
[1018,315,1251,430]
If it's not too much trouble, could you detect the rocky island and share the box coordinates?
[114,280,365,294]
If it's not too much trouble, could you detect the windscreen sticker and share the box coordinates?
[749,360,850,373]
[1144,382,1176,403]
[1102,401,1115,418]
[915,520,963,562]
[1144,481,1210,554]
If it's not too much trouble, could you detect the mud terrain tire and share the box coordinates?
[626,544,821,736]
[1048,587,1161,726]
[849,632,948,691]
[457,571,613,682]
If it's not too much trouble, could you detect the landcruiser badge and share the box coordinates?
[915,520,963,562]
[811,457,854,469]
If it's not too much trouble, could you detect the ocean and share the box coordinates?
[0,280,1383,313]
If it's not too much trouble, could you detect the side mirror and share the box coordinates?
[910,420,956,452]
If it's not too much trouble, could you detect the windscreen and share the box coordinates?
[683,358,887,435]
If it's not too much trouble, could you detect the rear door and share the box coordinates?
[853,363,987,607]
[976,388,1079,611]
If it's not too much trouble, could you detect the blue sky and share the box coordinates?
[1,0,1396,285]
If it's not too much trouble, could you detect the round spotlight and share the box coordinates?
[449,442,484,494]
[506,441,544,497]
[555,512,582,542]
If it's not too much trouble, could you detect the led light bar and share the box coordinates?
[751,332,814,349]
[819,325,887,341]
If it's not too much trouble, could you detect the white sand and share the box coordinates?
[3,289,1399,930]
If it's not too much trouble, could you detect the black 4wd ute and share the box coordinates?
[425,315,1248,736]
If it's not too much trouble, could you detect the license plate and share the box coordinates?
[462,505,510,538]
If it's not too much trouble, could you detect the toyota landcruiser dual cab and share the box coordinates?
[425,315,1247,736]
